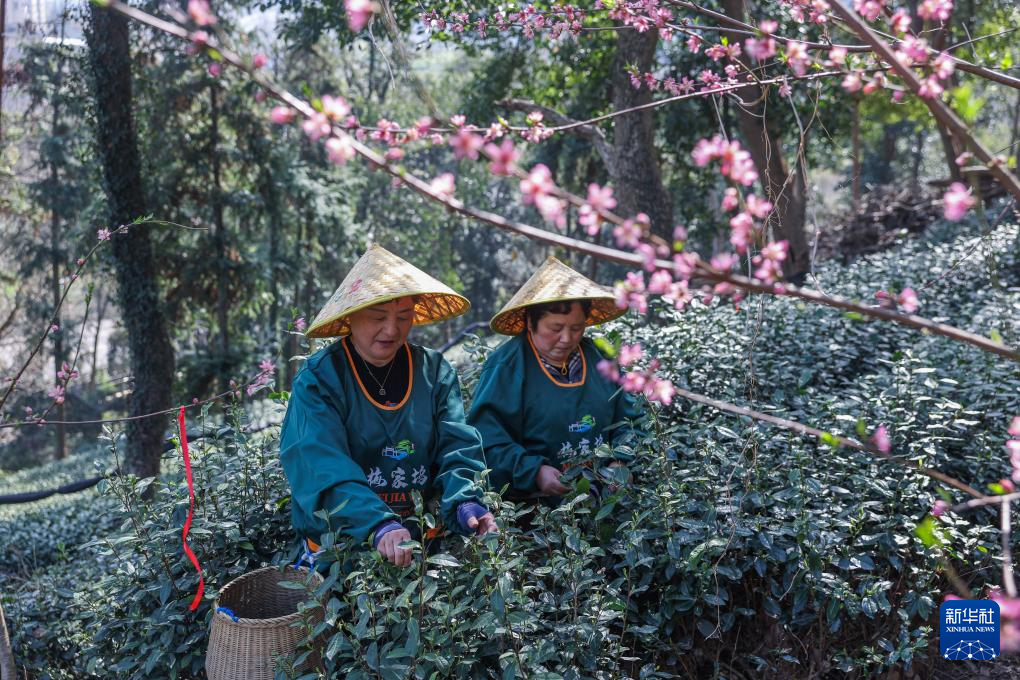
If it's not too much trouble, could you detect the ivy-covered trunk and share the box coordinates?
[85,5,174,481]
[610,28,675,241]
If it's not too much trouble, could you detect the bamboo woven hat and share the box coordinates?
[307,244,470,338]
[490,256,626,335]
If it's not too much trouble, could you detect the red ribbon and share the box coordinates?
[178,407,204,611]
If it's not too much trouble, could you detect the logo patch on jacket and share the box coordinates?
[568,414,596,433]
[382,439,415,460]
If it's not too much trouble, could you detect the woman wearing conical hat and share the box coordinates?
[280,244,496,568]
[467,257,644,501]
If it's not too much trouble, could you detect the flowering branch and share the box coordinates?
[667,385,985,498]
[828,0,1020,205]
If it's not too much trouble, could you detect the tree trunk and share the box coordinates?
[49,13,68,459]
[720,0,811,280]
[86,5,174,481]
[851,95,861,209]
[0,600,14,680]
[210,85,230,391]
[610,28,674,240]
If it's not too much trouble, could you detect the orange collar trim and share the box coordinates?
[342,338,413,411]
[526,332,586,388]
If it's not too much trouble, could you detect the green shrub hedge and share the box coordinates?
[3,219,1018,678]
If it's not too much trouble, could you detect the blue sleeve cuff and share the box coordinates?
[371,520,403,549]
[456,501,489,533]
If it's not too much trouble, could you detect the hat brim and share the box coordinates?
[490,295,626,335]
[308,291,469,338]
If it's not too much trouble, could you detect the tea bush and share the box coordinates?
[3,219,1019,678]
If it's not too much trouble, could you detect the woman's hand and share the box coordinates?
[458,501,498,536]
[377,527,413,566]
[535,464,570,496]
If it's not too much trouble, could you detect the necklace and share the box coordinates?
[355,346,398,396]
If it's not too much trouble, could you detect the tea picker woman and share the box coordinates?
[280,244,496,568]
[467,257,645,501]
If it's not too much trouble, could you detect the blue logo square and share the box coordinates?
[940,600,1000,660]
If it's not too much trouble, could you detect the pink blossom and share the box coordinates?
[525,111,544,126]
[841,72,863,92]
[483,139,519,176]
[672,252,698,281]
[613,218,644,249]
[383,148,404,162]
[270,107,296,125]
[759,19,778,33]
[644,378,676,405]
[534,194,567,229]
[294,317,307,332]
[686,34,703,53]
[889,8,911,33]
[259,358,275,373]
[918,76,943,99]
[942,182,976,221]
[761,240,789,262]
[95,227,113,242]
[871,425,891,453]
[705,44,728,61]
[618,343,644,367]
[647,269,673,295]
[778,81,792,98]
[252,53,268,69]
[586,183,616,212]
[207,63,222,77]
[428,173,456,200]
[898,36,929,65]
[896,287,919,313]
[853,0,884,21]
[917,0,953,21]
[324,137,355,165]
[597,359,620,382]
[746,194,773,218]
[321,95,351,121]
[931,499,949,517]
[785,41,811,77]
[720,187,739,212]
[673,225,688,243]
[1009,416,1020,438]
[636,243,657,271]
[48,385,65,405]
[49,324,59,333]
[745,37,777,61]
[345,0,375,32]
[664,281,693,310]
[449,129,484,160]
[955,151,973,167]
[826,46,848,66]
[520,164,555,204]
[752,257,782,283]
[710,253,739,272]
[188,0,217,26]
[933,54,955,80]
[621,371,647,393]
[302,113,332,141]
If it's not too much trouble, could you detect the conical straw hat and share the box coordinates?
[490,256,626,335]
[307,244,470,338]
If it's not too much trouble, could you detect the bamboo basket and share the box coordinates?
[205,566,324,680]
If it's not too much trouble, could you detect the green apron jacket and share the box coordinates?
[467,333,644,494]
[280,338,486,546]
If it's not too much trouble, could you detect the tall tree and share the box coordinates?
[85,5,174,480]
[720,0,811,280]
[610,28,674,240]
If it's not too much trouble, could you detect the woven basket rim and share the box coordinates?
[212,565,323,628]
